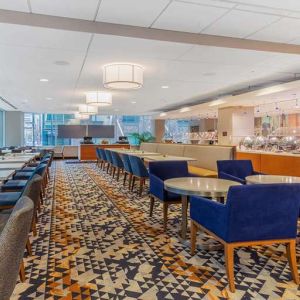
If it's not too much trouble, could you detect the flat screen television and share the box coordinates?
[87,125,115,138]
[57,125,86,138]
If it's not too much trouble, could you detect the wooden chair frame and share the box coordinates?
[190,220,299,293]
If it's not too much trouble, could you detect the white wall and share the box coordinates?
[5,111,24,146]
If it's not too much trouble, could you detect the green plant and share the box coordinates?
[130,131,155,145]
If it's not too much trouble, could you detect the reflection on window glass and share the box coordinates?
[24,113,153,146]
[165,119,190,143]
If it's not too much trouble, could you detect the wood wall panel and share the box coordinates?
[236,152,261,172]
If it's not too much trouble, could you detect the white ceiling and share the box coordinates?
[1,0,300,115]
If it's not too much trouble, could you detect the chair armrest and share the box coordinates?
[149,174,165,200]
[190,196,228,240]
[219,172,246,184]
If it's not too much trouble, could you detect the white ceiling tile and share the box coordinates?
[90,34,193,60]
[235,4,291,17]
[0,23,91,51]
[176,0,236,9]
[152,1,228,33]
[30,0,100,20]
[0,0,29,12]
[202,9,280,38]
[249,17,300,43]
[179,45,273,66]
[233,0,300,12]
[96,0,170,27]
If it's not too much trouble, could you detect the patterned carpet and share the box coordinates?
[11,161,300,299]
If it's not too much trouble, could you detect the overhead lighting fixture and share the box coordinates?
[131,101,136,104]
[295,99,299,109]
[180,107,191,113]
[86,91,112,106]
[103,63,143,90]
[78,104,97,115]
[208,99,226,107]
[256,85,286,96]
[161,85,169,89]
[160,112,167,117]
[46,97,53,100]
[40,78,49,82]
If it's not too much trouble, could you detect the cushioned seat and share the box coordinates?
[13,172,32,180]
[2,180,28,192]
[188,166,217,178]
[0,192,22,207]
[20,167,36,172]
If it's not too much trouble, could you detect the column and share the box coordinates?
[5,111,24,146]
[218,107,254,145]
[154,119,165,142]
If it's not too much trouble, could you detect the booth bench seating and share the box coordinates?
[140,143,235,177]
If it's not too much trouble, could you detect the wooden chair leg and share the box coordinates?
[26,238,32,256]
[19,259,25,282]
[149,196,155,217]
[131,176,136,191]
[225,243,235,293]
[123,172,127,185]
[286,240,299,284]
[139,178,144,197]
[112,167,116,178]
[190,220,197,255]
[117,168,120,181]
[128,174,132,190]
[163,202,168,231]
[32,217,37,237]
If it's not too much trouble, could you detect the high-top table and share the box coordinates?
[164,177,241,240]
[246,174,300,184]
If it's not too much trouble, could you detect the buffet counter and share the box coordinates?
[79,144,130,161]
[236,150,300,176]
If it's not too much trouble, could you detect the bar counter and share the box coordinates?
[79,144,130,161]
[236,150,300,176]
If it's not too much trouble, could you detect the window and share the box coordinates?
[0,110,5,147]
[24,113,154,146]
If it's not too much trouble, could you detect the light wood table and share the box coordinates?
[0,170,15,180]
[0,163,25,170]
[246,174,300,184]
[143,155,196,162]
[164,177,241,240]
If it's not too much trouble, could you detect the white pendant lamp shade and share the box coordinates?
[78,104,97,115]
[86,91,112,106]
[103,63,143,90]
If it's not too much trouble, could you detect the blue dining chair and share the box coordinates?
[149,160,195,230]
[99,148,107,170]
[128,155,149,196]
[190,184,300,292]
[217,160,262,184]
[110,151,124,181]
[96,148,102,168]
[121,154,133,188]
[104,150,113,174]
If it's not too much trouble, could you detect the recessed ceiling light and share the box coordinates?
[161,85,169,89]
[46,97,53,100]
[160,112,167,117]
[208,99,226,107]
[131,101,136,104]
[114,108,119,111]
[40,78,49,82]
[54,60,70,66]
[203,72,216,77]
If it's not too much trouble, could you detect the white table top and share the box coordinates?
[0,163,25,170]
[0,157,33,163]
[0,169,15,180]
[143,155,196,162]
[246,175,300,184]
[164,177,241,197]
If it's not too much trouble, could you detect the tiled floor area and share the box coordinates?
[12,161,300,299]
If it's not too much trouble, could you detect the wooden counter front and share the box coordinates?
[79,144,130,161]
[236,151,300,176]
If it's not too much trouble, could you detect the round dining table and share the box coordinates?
[246,174,300,184]
[164,177,241,240]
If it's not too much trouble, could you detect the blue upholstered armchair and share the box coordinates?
[149,160,195,230]
[190,184,300,292]
[110,151,124,181]
[217,160,262,184]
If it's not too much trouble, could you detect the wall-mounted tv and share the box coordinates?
[57,125,86,138]
[87,125,115,138]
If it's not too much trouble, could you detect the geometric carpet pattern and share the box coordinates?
[11,161,300,299]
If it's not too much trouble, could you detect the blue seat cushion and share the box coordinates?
[2,180,28,191]
[21,167,36,172]
[13,172,33,180]
[0,192,21,206]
